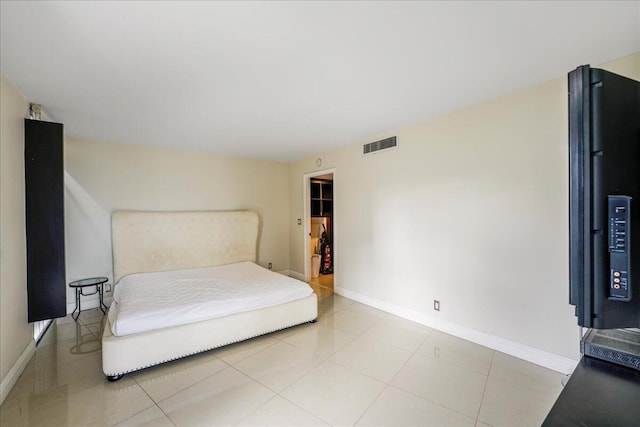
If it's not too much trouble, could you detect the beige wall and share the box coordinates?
[64,138,291,307]
[0,73,33,384]
[289,53,640,365]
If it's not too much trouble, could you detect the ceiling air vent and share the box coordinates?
[363,136,397,155]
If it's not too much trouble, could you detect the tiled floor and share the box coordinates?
[308,273,334,294]
[1,293,564,426]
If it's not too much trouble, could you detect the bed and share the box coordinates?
[102,210,318,381]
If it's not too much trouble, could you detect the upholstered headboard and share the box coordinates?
[111,210,259,284]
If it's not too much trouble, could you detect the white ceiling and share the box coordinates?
[1,1,638,161]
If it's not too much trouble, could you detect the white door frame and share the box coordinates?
[303,168,335,282]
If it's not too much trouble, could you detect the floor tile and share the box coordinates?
[283,322,357,358]
[282,360,386,426]
[357,386,476,427]
[489,351,564,392]
[83,318,106,340]
[269,321,316,341]
[25,377,154,426]
[310,284,334,302]
[159,367,274,426]
[359,316,431,353]
[319,308,382,335]
[0,396,26,427]
[316,300,341,320]
[29,333,100,368]
[38,319,95,345]
[327,294,354,305]
[212,334,278,365]
[235,395,329,426]
[415,330,494,375]
[6,352,106,411]
[478,375,562,427]
[234,341,326,392]
[343,301,390,319]
[332,335,414,383]
[132,350,227,402]
[317,294,354,316]
[113,405,175,427]
[77,307,107,325]
[392,353,488,419]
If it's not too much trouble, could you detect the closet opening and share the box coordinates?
[304,170,334,298]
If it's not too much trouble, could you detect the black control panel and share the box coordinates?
[608,196,632,301]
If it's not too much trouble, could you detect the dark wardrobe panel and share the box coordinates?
[25,119,66,322]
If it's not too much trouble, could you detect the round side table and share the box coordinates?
[69,277,109,321]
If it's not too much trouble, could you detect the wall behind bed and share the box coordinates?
[64,137,290,310]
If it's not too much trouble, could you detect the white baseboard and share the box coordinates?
[335,286,579,375]
[288,270,306,281]
[0,339,36,405]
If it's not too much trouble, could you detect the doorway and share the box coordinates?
[304,169,334,298]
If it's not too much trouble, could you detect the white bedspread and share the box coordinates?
[108,261,313,337]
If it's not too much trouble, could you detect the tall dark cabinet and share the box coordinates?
[24,119,66,322]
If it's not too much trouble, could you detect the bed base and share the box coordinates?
[104,210,318,379]
[102,293,317,379]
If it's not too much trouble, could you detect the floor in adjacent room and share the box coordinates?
[1,293,565,427]
[308,273,334,301]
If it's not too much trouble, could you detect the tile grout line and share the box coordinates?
[230,394,280,427]
[276,358,378,426]
[230,365,337,426]
[233,307,355,401]
[134,356,232,407]
[276,393,334,427]
[474,350,496,424]
[127,372,178,426]
[377,329,482,423]
[276,302,387,426]
[351,328,433,426]
[229,300,357,410]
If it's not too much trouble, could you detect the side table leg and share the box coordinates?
[98,284,107,314]
[72,288,81,321]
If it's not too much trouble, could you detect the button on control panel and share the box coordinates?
[608,196,632,301]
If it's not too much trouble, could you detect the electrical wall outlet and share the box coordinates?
[434,300,440,311]
[268,263,273,270]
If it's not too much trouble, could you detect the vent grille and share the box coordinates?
[583,343,640,370]
[363,136,397,155]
